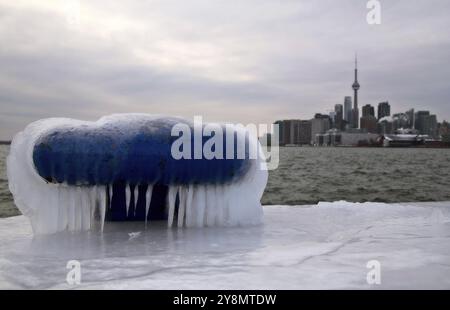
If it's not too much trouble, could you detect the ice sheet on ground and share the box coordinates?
[1,201,450,289]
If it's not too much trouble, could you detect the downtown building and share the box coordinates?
[377,101,391,120]
[315,128,379,146]
[334,104,344,130]
[360,104,378,133]
[344,96,353,126]
[414,111,438,138]
[311,115,331,145]
[274,119,312,146]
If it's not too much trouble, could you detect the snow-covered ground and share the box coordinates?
[1,201,450,289]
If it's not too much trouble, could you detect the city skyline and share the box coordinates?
[1,1,450,140]
[274,57,447,146]
[275,56,445,134]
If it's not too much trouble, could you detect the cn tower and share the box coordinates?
[352,54,360,128]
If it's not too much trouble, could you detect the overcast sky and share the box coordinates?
[1,0,449,140]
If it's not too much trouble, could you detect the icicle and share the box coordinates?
[108,183,113,209]
[125,184,131,217]
[223,184,232,226]
[77,188,86,231]
[215,185,224,226]
[133,185,138,216]
[74,188,83,231]
[167,186,178,228]
[80,187,91,231]
[194,186,206,227]
[99,186,106,232]
[205,185,216,227]
[57,185,68,231]
[89,186,98,230]
[78,187,85,231]
[145,185,153,225]
[68,187,76,231]
[49,185,59,233]
[177,186,186,228]
[185,184,194,227]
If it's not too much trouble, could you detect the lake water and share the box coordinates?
[1,144,450,217]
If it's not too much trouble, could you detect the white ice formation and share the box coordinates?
[7,114,268,234]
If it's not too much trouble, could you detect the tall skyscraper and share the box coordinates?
[351,55,360,128]
[344,96,352,123]
[274,119,312,145]
[424,115,438,138]
[360,116,378,133]
[414,111,438,137]
[377,101,391,120]
[414,111,430,134]
[298,120,312,145]
[311,117,330,145]
[274,120,285,146]
[405,108,415,128]
[334,104,343,130]
[362,104,375,117]
[360,104,376,133]
[329,111,336,128]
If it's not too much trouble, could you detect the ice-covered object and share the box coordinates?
[7,114,267,234]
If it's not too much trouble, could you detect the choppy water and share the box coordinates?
[263,147,450,205]
[1,145,450,217]
[0,145,17,217]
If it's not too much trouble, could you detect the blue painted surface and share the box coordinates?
[32,118,252,186]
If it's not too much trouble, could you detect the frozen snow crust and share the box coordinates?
[7,114,268,234]
[1,201,449,289]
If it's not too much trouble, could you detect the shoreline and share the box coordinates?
[3,200,450,220]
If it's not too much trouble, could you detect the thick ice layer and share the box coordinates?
[1,202,449,289]
[7,114,268,234]
[32,117,251,185]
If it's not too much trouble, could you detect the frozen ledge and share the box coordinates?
[1,201,450,289]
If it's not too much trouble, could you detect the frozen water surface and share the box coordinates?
[1,201,450,289]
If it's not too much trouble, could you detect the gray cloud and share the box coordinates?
[1,0,450,140]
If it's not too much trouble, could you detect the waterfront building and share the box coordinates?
[414,111,429,134]
[315,129,378,146]
[311,117,330,145]
[423,114,438,138]
[360,115,378,133]
[344,96,352,124]
[377,101,390,120]
[279,120,293,146]
[298,120,312,145]
[378,116,393,135]
[274,119,312,146]
[405,108,415,128]
[439,121,450,143]
[392,113,410,131]
[334,104,343,130]
[362,104,375,117]
[414,111,438,137]
[274,120,285,145]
